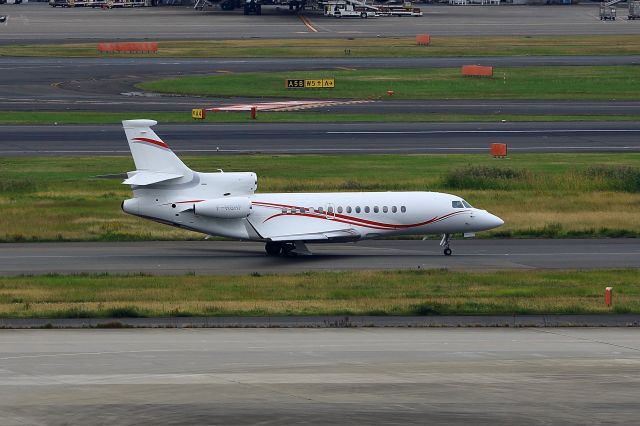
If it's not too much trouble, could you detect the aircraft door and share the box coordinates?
[326,203,336,219]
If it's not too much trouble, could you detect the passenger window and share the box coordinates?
[383,206,388,213]
[309,207,315,214]
[401,206,406,213]
[356,206,361,213]
[281,208,287,214]
[318,207,324,213]
[452,201,464,208]
[300,207,306,214]
[365,206,370,213]
[392,206,397,213]
[374,206,379,213]
[337,206,343,213]
[328,206,334,213]
[290,208,296,214]
[347,206,352,213]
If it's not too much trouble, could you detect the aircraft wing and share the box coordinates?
[268,228,360,242]
[248,213,361,242]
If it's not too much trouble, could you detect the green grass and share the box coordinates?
[0,111,639,125]
[139,66,640,101]
[1,154,640,241]
[0,269,637,318]
[2,36,640,58]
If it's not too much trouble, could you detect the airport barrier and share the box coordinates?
[490,143,507,158]
[416,34,430,46]
[461,65,493,77]
[98,42,158,54]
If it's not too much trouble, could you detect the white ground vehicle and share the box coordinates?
[88,0,146,7]
[49,0,89,7]
[375,4,422,16]
[324,1,376,18]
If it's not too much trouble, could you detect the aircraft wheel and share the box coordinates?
[281,243,297,257]
[443,247,452,256]
[265,242,282,256]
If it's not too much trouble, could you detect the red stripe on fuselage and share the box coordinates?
[132,137,170,149]
[254,201,468,230]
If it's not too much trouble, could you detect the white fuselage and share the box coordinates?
[123,176,503,242]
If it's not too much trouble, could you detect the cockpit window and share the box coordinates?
[462,201,472,208]
[452,201,464,208]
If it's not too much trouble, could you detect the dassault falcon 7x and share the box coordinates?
[120,120,504,256]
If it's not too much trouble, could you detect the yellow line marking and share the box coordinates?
[298,15,318,33]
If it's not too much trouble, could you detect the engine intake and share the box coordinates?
[193,197,252,219]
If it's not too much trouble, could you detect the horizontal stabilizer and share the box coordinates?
[122,171,183,186]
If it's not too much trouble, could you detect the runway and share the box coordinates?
[0,328,639,425]
[3,122,640,155]
[1,239,638,276]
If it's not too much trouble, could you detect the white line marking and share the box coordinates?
[327,129,640,135]
[0,146,636,155]
[0,252,637,259]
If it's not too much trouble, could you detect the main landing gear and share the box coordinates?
[265,241,311,257]
[440,233,452,256]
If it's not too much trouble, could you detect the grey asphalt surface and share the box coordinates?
[2,5,640,118]
[2,56,640,115]
[1,239,638,276]
[3,121,640,155]
[1,328,639,425]
[3,314,640,329]
[2,3,640,44]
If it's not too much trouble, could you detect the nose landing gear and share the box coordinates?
[440,233,452,256]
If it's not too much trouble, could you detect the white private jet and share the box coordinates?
[120,119,504,256]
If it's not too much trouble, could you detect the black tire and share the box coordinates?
[282,244,297,257]
[443,248,452,256]
[360,12,366,18]
[265,242,282,256]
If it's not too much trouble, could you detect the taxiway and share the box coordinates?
[2,56,640,115]
[0,328,639,425]
[2,122,640,155]
[1,239,638,276]
[2,3,640,44]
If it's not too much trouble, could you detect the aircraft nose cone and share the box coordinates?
[473,210,503,230]
[487,213,504,229]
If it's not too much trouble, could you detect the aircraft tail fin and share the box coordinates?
[122,119,191,174]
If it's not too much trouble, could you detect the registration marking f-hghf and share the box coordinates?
[286,79,335,89]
